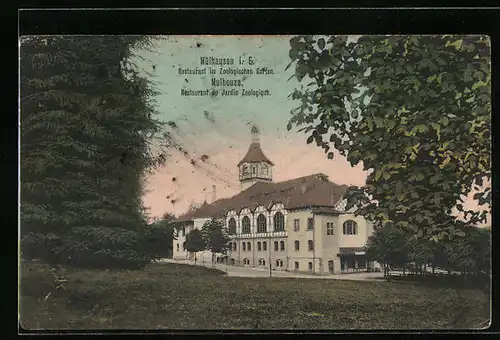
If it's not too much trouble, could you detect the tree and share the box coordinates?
[201,219,230,262]
[286,35,491,241]
[445,226,491,277]
[183,229,204,265]
[141,213,177,259]
[365,224,410,276]
[20,36,166,269]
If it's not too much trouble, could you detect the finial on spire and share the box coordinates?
[251,125,260,143]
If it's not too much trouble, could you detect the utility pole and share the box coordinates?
[268,233,272,277]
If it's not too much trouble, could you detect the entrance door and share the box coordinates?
[328,260,334,274]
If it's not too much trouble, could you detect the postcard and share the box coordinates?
[19,34,491,331]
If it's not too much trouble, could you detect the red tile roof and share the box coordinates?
[176,173,348,222]
[237,142,274,166]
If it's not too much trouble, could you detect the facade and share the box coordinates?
[173,125,378,275]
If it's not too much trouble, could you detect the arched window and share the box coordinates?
[242,242,246,251]
[273,212,285,231]
[276,259,283,267]
[259,258,266,266]
[257,214,267,233]
[241,216,251,234]
[257,242,262,251]
[280,241,285,251]
[308,262,313,271]
[274,241,279,251]
[294,261,299,270]
[263,241,267,251]
[233,242,237,251]
[252,166,256,174]
[242,165,249,176]
[247,242,251,251]
[308,240,314,251]
[343,220,358,235]
[294,240,300,251]
[243,258,249,265]
[228,218,237,235]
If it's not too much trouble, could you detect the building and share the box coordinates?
[173,125,377,275]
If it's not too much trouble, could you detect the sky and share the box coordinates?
[135,35,490,225]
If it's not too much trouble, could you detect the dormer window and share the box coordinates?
[242,165,249,176]
[252,166,256,174]
[263,165,268,175]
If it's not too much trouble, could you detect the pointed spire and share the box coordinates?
[251,125,260,144]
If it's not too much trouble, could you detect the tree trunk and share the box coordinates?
[403,267,406,276]
[432,264,435,275]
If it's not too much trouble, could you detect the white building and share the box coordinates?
[173,126,377,275]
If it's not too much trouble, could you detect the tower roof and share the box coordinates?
[237,142,274,166]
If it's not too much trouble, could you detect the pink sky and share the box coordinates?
[137,35,490,226]
[142,130,369,218]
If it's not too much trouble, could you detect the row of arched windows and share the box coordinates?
[228,241,286,252]
[227,212,285,235]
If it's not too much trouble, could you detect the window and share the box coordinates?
[308,262,313,271]
[176,243,179,251]
[257,214,267,233]
[228,218,237,234]
[343,220,358,235]
[243,258,250,265]
[308,240,314,251]
[276,259,283,267]
[242,242,246,251]
[293,219,300,232]
[274,241,279,251]
[247,242,251,251]
[252,166,256,174]
[233,242,237,251]
[259,258,266,266]
[294,240,300,251]
[241,216,251,234]
[307,218,314,230]
[294,261,299,270]
[263,241,267,251]
[263,165,268,175]
[274,212,285,231]
[257,242,262,251]
[327,222,335,235]
[181,228,185,237]
[242,165,249,176]
[280,241,285,251]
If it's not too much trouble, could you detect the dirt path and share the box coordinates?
[158,258,385,281]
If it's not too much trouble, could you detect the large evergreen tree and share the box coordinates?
[20,36,164,269]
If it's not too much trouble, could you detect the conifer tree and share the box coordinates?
[20,36,165,269]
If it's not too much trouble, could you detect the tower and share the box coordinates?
[237,125,274,191]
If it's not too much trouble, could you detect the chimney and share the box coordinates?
[212,185,217,203]
[300,184,307,194]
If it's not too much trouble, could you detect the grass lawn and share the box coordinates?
[19,261,490,330]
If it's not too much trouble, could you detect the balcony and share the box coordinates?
[228,231,287,239]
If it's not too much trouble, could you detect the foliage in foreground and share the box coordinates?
[20,36,165,269]
[19,262,490,330]
[287,35,491,240]
[366,223,491,276]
